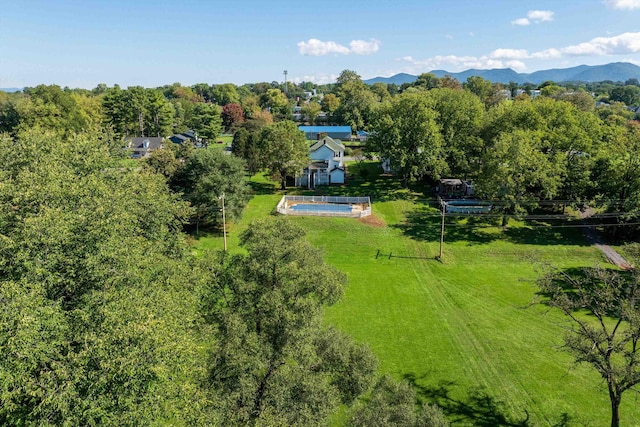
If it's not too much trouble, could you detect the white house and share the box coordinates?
[295,136,346,189]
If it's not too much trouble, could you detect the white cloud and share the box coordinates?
[297,39,349,56]
[349,39,381,55]
[530,48,563,59]
[292,73,339,85]
[297,38,380,56]
[511,18,530,26]
[487,32,640,61]
[391,31,640,77]
[505,60,527,71]
[604,0,640,9]
[512,10,554,25]
[490,48,530,59]
[527,10,554,21]
[550,32,640,57]
[445,34,454,40]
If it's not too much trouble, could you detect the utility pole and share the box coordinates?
[439,197,446,260]
[220,193,227,252]
[283,70,288,95]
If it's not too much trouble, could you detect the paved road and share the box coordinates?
[580,208,633,270]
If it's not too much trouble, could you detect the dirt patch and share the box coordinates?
[359,214,386,228]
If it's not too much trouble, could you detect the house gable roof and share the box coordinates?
[309,136,345,154]
[126,137,163,150]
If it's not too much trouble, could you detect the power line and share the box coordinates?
[408,212,633,219]
[409,197,640,205]
[400,222,640,229]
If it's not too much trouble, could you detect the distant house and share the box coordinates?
[293,106,303,121]
[298,126,352,141]
[295,136,346,189]
[126,137,163,159]
[168,129,199,145]
[436,179,474,198]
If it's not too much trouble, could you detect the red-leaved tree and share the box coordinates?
[221,103,245,131]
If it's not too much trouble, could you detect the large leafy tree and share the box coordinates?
[476,129,562,225]
[0,129,207,425]
[189,102,222,141]
[413,73,442,91]
[368,92,446,186]
[537,265,640,427]
[348,375,449,427]
[0,91,21,134]
[427,88,485,178]
[172,148,250,227]
[260,88,290,119]
[464,76,494,106]
[480,98,602,211]
[321,93,340,125]
[231,127,262,175]
[221,102,245,131]
[590,121,640,236]
[20,85,88,133]
[301,101,322,125]
[212,83,240,106]
[609,85,640,106]
[145,88,174,137]
[204,218,377,426]
[259,120,309,189]
[335,76,377,131]
[102,86,173,137]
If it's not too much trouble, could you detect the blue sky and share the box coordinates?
[1,0,640,88]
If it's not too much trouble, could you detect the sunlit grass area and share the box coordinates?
[193,162,640,426]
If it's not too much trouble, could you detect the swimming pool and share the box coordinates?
[289,203,354,213]
[276,195,371,218]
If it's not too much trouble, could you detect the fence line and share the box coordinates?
[276,195,371,218]
[282,195,370,204]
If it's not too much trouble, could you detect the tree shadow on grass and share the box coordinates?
[395,210,593,247]
[311,162,430,203]
[502,219,590,247]
[247,176,279,195]
[394,211,503,245]
[534,265,635,317]
[404,374,571,427]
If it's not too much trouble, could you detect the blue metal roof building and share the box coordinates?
[298,126,352,141]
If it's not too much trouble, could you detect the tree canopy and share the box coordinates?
[204,218,377,426]
[368,92,446,185]
[258,120,309,189]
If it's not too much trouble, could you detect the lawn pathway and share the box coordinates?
[580,208,633,270]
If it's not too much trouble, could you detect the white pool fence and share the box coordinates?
[277,195,372,218]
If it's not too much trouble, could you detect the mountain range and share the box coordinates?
[363,62,640,86]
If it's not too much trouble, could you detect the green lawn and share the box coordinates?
[206,134,233,151]
[194,164,640,426]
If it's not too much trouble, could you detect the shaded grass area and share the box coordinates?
[192,162,640,426]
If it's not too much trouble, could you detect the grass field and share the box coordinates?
[194,163,640,426]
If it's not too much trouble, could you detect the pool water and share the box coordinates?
[289,203,354,213]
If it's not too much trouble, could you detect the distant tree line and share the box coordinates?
[2,71,640,236]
